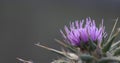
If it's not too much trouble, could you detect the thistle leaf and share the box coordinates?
[102,35,116,53]
[35,43,65,56]
[103,28,120,53]
[113,47,120,56]
[54,39,77,52]
[17,58,33,63]
[80,54,95,61]
[98,57,120,63]
[102,18,119,53]
[54,39,67,47]
[88,40,97,51]
[100,37,105,47]
[110,40,120,52]
[35,43,79,60]
[108,18,118,41]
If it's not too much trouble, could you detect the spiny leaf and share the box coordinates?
[54,39,67,47]
[102,18,119,53]
[113,47,120,56]
[102,35,116,53]
[35,43,79,60]
[17,58,33,63]
[108,18,118,42]
[35,43,65,56]
[54,39,77,52]
[80,54,95,61]
[100,36,106,47]
[102,28,120,53]
[110,40,120,52]
[88,40,97,51]
[98,57,120,63]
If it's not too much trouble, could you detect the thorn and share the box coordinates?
[35,43,64,55]
[54,39,67,47]
[17,58,33,63]
[108,18,118,41]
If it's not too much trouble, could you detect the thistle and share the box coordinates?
[18,17,120,63]
[60,18,107,51]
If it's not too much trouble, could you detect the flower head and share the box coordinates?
[60,17,106,47]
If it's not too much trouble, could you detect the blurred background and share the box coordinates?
[0,0,120,63]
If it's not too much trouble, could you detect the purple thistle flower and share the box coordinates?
[60,17,107,47]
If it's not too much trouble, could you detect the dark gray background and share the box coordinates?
[0,0,120,63]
